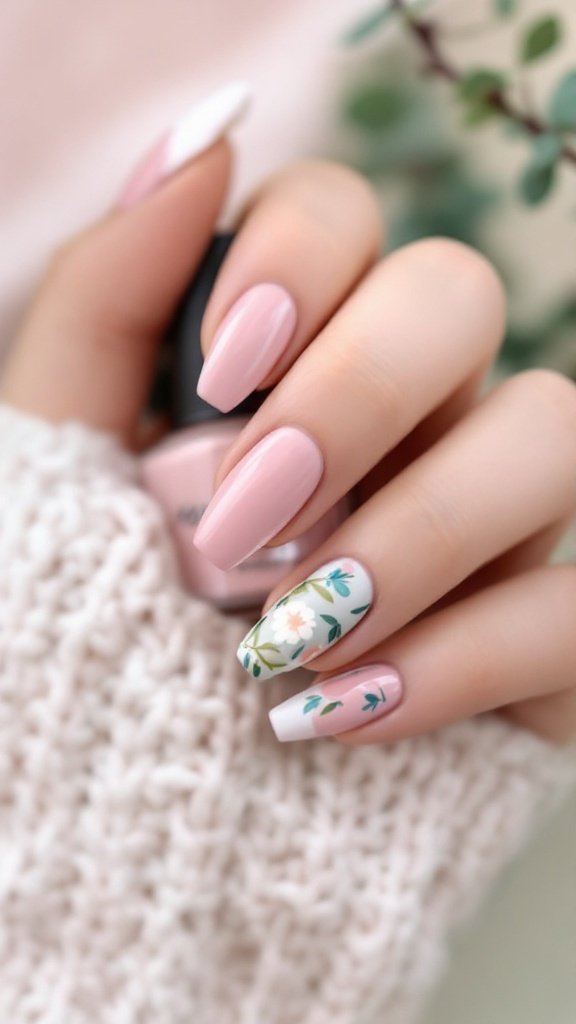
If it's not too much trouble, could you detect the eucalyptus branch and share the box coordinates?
[389,0,576,167]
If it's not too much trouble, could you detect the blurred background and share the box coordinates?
[2,1,574,1020]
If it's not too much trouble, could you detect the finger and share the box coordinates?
[435,514,575,609]
[0,140,231,441]
[267,565,576,745]
[197,161,382,411]
[238,369,576,680]
[194,239,504,569]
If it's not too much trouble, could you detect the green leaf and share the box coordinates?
[351,604,370,615]
[463,101,500,128]
[519,133,564,187]
[519,149,557,205]
[532,133,563,165]
[549,69,576,129]
[458,69,506,102]
[520,15,562,64]
[291,644,305,660]
[494,0,517,17]
[341,5,394,47]
[256,643,282,653]
[320,614,338,626]
[311,582,334,602]
[332,581,350,597]
[328,624,342,644]
[343,82,408,132]
[253,663,261,677]
[320,700,344,716]
[243,652,250,670]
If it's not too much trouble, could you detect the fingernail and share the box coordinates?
[197,284,297,412]
[193,427,324,570]
[269,663,403,741]
[237,558,373,680]
[118,80,251,209]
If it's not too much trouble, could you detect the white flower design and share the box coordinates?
[270,600,316,645]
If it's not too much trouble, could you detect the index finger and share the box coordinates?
[197,161,383,412]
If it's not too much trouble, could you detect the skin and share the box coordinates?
[2,140,575,745]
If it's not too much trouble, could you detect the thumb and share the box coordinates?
[1,86,247,441]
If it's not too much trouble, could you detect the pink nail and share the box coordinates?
[269,664,403,741]
[197,284,297,412]
[193,427,323,570]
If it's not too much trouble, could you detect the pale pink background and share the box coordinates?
[0,0,370,358]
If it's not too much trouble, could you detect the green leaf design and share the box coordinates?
[311,582,334,602]
[341,4,394,47]
[258,654,288,671]
[328,625,342,644]
[290,583,309,597]
[303,694,323,714]
[320,700,344,716]
[256,643,282,653]
[362,693,380,711]
[243,652,250,670]
[253,663,261,677]
[291,644,306,660]
[351,604,370,615]
[362,687,387,712]
[519,135,561,205]
[520,15,562,64]
[458,69,506,102]
[549,69,576,130]
[332,581,350,597]
[320,614,338,626]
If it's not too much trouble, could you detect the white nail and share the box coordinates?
[166,80,251,173]
[119,81,251,208]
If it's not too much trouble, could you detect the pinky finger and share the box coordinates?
[268,563,576,746]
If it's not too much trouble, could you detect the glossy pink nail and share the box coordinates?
[197,284,297,412]
[193,426,323,570]
[269,664,403,741]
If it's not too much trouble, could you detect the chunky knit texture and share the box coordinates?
[0,405,574,1024]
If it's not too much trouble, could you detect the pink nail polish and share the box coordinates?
[269,664,403,742]
[141,236,347,610]
[193,426,324,571]
[197,284,297,412]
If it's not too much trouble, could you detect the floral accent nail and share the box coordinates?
[237,558,373,680]
[268,664,403,742]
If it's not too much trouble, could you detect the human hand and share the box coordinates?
[191,168,576,747]
[1,85,574,748]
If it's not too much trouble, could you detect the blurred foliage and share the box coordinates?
[338,9,576,381]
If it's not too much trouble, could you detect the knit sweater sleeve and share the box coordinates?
[0,404,574,1024]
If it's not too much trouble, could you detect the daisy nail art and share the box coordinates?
[118,81,251,209]
[236,558,373,680]
[269,664,403,742]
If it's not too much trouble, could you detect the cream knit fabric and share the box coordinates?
[0,404,574,1024]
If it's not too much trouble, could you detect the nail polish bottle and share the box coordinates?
[141,235,348,610]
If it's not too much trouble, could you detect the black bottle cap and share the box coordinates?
[170,233,268,428]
